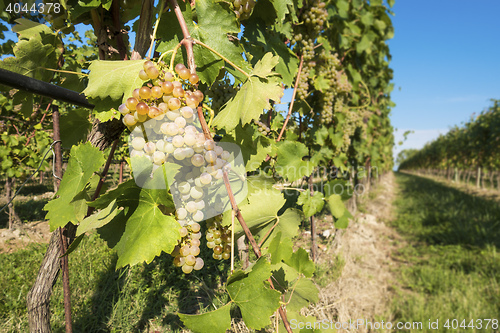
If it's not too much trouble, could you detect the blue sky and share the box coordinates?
[390,0,500,162]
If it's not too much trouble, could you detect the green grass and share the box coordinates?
[314,254,345,288]
[390,172,500,332]
[0,233,230,333]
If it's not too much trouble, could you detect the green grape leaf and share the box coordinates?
[256,208,302,248]
[76,199,119,236]
[275,141,316,182]
[94,109,121,123]
[222,124,273,172]
[96,183,179,268]
[213,53,283,131]
[88,179,136,209]
[269,0,294,23]
[60,108,92,148]
[227,258,281,330]
[0,38,57,81]
[12,90,33,118]
[334,209,353,229]
[246,137,273,171]
[44,143,106,231]
[243,21,299,86]
[313,74,330,92]
[266,231,293,264]
[156,0,248,85]
[222,188,301,247]
[361,12,374,27]
[234,189,285,233]
[178,303,232,333]
[284,248,315,278]
[12,18,54,40]
[82,60,144,104]
[285,278,319,312]
[297,191,324,218]
[70,174,101,223]
[250,52,280,78]
[326,194,345,218]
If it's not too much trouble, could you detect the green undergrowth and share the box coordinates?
[390,172,500,332]
[0,233,230,333]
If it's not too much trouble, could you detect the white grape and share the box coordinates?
[130,149,144,158]
[191,154,205,167]
[163,122,179,136]
[144,142,156,155]
[186,201,197,213]
[214,146,224,156]
[131,137,146,150]
[195,199,205,210]
[184,133,196,146]
[133,111,147,122]
[193,257,204,270]
[192,210,204,222]
[194,177,203,187]
[206,165,217,176]
[166,110,180,120]
[193,145,204,154]
[185,255,196,266]
[164,142,175,154]
[156,139,165,152]
[215,158,226,170]
[204,140,216,151]
[185,125,197,134]
[200,172,212,185]
[184,147,194,158]
[214,169,224,179]
[205,151,217,164]
[176,207,187,219]
[182,264,194,274]
[221,151,231,161]
[172,135,184,147]
[119,104,130,115]
[192,232,202,240]
[175,116,187,128]
[181,106,194,118]
[153,151,165,165]
[173,148,186,160]
[178,181,191,194]
[190,186,204,199]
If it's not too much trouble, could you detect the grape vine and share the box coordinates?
[0,0,397,331]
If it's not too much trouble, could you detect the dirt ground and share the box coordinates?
[0,174,404,332]
[0,220,51,253]
[306,172,402,331]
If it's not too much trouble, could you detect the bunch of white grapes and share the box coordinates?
[254,119,270,136]
[205,218,232,260]
[121,60,235,273]
[232,0,256,20]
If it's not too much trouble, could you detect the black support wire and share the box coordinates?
[0,68,94,109]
